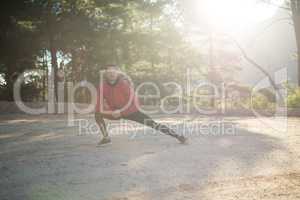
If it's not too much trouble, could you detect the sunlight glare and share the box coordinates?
[197,0,282,32]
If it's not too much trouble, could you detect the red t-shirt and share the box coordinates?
[95,78,140,119]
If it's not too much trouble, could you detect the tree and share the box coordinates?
[262,0,300,86]
[291,0,300,86]
[0,1,41,101]
[0,0,200,105]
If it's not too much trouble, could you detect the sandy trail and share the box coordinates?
[0,115,299,200]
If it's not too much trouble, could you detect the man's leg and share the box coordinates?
[123,111,187,143]
[95,113,111,145]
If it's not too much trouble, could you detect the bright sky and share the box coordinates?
[185,0,283,34]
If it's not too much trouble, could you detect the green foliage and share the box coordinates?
[286,85,300,108]
[258,88,276,103]
[251,93,273,110]
[0,0,236,103]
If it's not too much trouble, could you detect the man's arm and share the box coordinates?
[96,85,121,118]
[119,79,139,116]
[96,85,111,114]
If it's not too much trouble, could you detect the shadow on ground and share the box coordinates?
[0,116,289,200]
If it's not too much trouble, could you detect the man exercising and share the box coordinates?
[95,64,187,145]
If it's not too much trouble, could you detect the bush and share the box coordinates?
[251,93,274,110]
[287,87,300,108]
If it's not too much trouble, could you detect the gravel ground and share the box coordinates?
[0,114,299,200]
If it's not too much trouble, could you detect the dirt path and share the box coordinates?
[0,115,299,200]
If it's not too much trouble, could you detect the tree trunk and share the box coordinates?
[121,1,130,67]
[291,0,300,86]
[5,61,16,101]
[150,11,154,68]
[49,40,58,104]
[233,39,284,103]
[47,0,58,112]
[47,21,58,111]
[70,50,77,83]
[42,49,47,101]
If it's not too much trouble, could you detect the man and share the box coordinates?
[95,64,187,145]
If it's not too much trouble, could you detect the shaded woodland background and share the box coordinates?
[1,0,300,111]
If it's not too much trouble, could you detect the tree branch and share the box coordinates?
[260,0,291,11]
[230,37,285,103]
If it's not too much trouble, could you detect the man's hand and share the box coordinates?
[112,110,121,119]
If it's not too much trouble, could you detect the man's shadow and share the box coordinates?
[107,123,286,200]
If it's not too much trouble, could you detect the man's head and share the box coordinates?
[104,64,121,84]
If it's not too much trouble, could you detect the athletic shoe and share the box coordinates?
[97,137,112,146]
[176,135,187,144]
